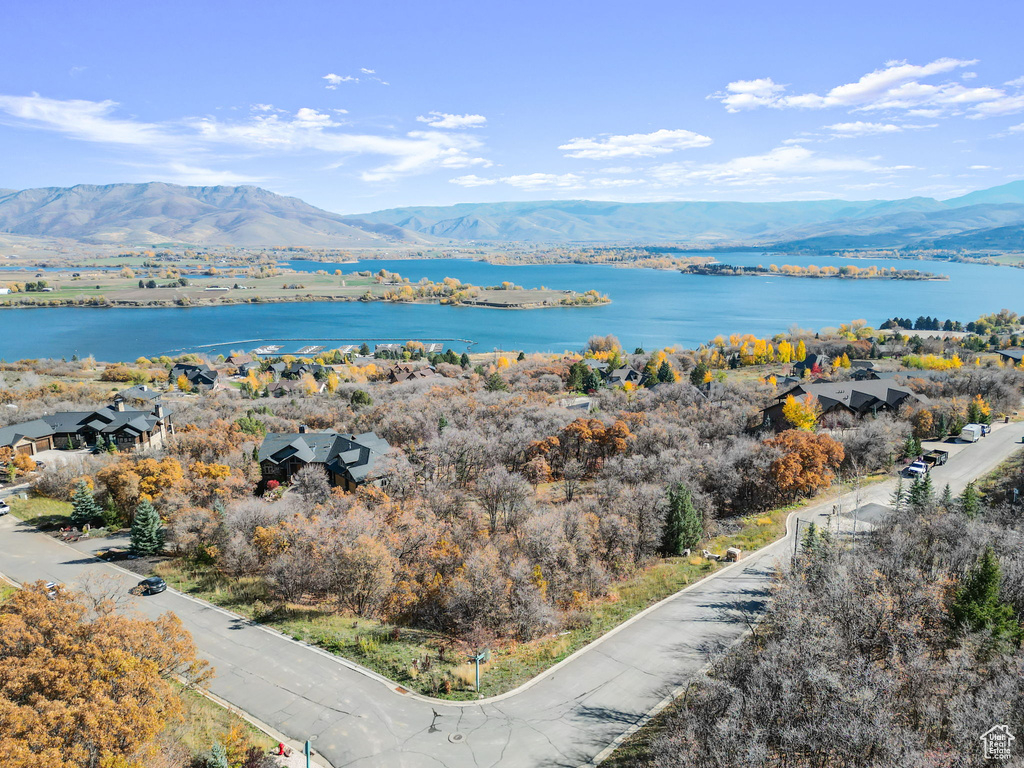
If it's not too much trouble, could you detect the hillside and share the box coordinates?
[0,183,430,247]
[349,181,1024,248]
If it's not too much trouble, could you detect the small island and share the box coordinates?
[0,267,610,310]
[679,262,947,280]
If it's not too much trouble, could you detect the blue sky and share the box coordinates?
[3,0,1024,213]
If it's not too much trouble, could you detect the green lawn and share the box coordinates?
[8,494,73,528]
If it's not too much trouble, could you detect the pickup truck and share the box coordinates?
[903,460,929,479]
[923,450,949,468]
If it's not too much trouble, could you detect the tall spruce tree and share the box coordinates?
[70,481,102,528]
[662,482,702,556]
[950,546,1022,644]
[130,499,163,555]
[959,481,981,519]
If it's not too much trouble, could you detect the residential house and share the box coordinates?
[169,363,218,390]
[0,402,171,455]
[114,384,163,407]
[270,361,326,380]
[385,364,440,384]
[998,348,1024,365]
[604,366,648,388]
[258,427,391,492]
[763,380,926,427]
[792,353,829,378]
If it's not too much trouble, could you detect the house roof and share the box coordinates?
[998,348,1024,362]
[0,405,165,448]
[259,430,391,483]
[116,384,162,403]
[777,380,925,414]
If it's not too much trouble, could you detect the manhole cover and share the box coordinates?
[448,733,466,744]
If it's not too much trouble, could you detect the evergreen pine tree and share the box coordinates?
[70,480,102,528]
[939,483,954,511]
[689,362,709,387]
[517,351,525,362]
[460,352,471,368]
[890,477,906,513]
[657,360,674,383]
[484,371,508,392]
[908,474,934,512]
[950,546,1022,644]
[959,481,981,519]
[130,499,163,555]
[662,482,702,556]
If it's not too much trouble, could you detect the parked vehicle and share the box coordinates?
[136,576,167,596]
[903,461,929,478]
[923,450,949,468]
[982,423,992,436]
[0,501,9,516]
[960,424,984,443]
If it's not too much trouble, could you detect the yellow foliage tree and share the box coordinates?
[782,394,821,431]
[175,374,191,392]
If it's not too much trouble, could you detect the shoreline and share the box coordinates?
[0,294,612,311]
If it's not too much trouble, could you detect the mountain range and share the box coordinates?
[348,181,1024,249]
[2,180,1024,250]
[0,183,428,248]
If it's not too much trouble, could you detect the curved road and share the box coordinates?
[1,422,1021,767]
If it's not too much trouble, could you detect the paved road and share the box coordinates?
[1,422,1022,767]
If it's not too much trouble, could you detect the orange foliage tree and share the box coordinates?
[767,430,845,501]
[0,583,209,768]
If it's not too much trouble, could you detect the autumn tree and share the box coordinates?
[782,393,820,431]
[292,464,331,506]
[0,584,209,768]
[767,430,845,502]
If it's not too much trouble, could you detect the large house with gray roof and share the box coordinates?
[0,402,171,456]
[763,380,926,428]
[258,428,391,492]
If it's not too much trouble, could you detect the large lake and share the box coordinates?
[0,253,1020,360]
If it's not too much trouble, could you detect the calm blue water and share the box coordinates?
[0,254,1020,360]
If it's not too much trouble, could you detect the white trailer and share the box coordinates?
[960,423,984,442]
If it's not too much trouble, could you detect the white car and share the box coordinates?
[0,501,9,516]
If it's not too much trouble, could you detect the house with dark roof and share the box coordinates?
[998,349,1024,365]
[385,364,440,384]
[114,384,163,406]
[604,366,648,388]
[763,380,926,428]
[169,363,218,390]
[0,402,171,455]
[793,353,829,377]
[257,428,391,492]
[270,361,326,380]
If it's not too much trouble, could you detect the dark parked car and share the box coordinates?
[137,576,167,595]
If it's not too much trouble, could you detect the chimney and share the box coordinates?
[154,404,165,419]
[299,424,307,433]
[115,400,125,412]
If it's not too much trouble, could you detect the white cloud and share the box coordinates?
[415,111,487,129]
[650,145,896,188]
[0,93,179,148]
[1005,76,1024,87]
[824,121,905,136]
[450,172,583,190]
[711,58,1024,118]
[160,162,265,186]
[449,174,498,187]
[322,73,357,89]
[0,93,492,182]
[559,128,712,159]
[1008,123,1024,133]
[962,72,978,80]
[360,68,375,75]
[969,164,992,169]
[715,78,787,111]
